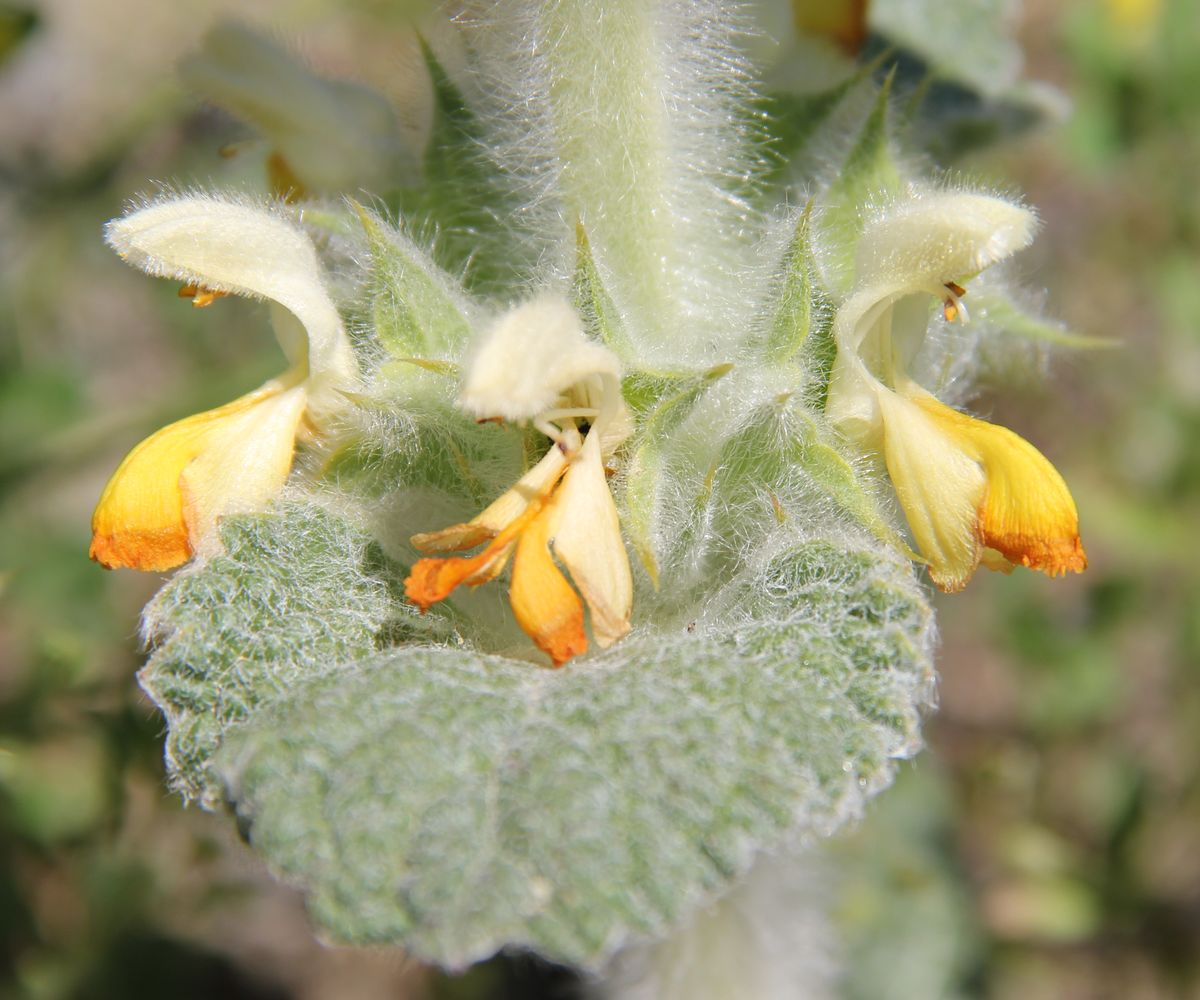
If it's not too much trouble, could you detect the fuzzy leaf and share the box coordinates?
[755,206,840,407]
[572,221,631,357]
[218,535,932,969]
[762,204,824,366]
[819,70,904,292]
[355,204,474,358]
[321,373,530,511]
[704,394,911,561]
[760,50,894,196]
[393,43,520,287]
[138,501,451,807]
[623,363,735,583]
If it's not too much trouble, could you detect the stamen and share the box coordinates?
[535,411,591,456]
[178,284,230,308]
[942,281,969,324]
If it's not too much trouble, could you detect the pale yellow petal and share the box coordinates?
[105,196,354,383]
[458,295,621,423]
[180,384,308,558]
[471,446,570,534]
[410,446,568,554]
[856,192,1037,290]
[90,381,304,571]
[875,387,988,592]
[549,432,632,647]
[405,453,569,609]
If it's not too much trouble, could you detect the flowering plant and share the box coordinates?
[91,1,1089,991]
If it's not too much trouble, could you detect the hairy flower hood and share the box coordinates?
[825,190,1086,591]
[406,294,633,665]
[90,195,357,571]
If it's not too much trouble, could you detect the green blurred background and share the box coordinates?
[1,0,1197,997]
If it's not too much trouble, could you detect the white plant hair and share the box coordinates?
[455,0,767,364]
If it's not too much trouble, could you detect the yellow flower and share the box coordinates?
[404,295,633,666]
[90,195,357,572]
[825,191,1087,591]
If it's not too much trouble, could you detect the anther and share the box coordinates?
[178,284,229,308]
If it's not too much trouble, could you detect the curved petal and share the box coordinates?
[875,387,987,592]
[406,453,571,609]
[508,493,588,667]
[405,539,519,610]
[411,446,568,554]
[549,432,632,647]
[105,196,355,384]
[856,191,1037,290]
[90,381,306,571]
[911,393,1087,579]
[180,384,309,558]
[458,295,621,423]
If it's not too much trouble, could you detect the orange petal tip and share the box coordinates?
[539,618,588,668]
[992,532,1088,578]
[404,558,463,611]
[89,528,192,572]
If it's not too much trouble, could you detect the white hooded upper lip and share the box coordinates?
[105,193,358,415]
[825,190,1038,446]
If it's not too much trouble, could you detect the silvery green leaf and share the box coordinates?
[756,204,838,407]
[324,371,534,513]
[623,362,735,583]
[703,394,912,563]
[138,501,450,807]
[818,71,904,292]
[218,535,933,969]
[392,43,523,288]
[758,50,894,199]
[761,205,819,366]
[354,204,475,358]
[572,221,632,358]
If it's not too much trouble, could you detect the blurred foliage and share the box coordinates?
[1,0,1198,997]
[0,5,36,67]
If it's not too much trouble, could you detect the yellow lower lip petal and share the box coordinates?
[508,494,588,668]
[912,394,1087,580]
[405,456,569,610]
[876,388,987,592]
[90,382,303,571]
